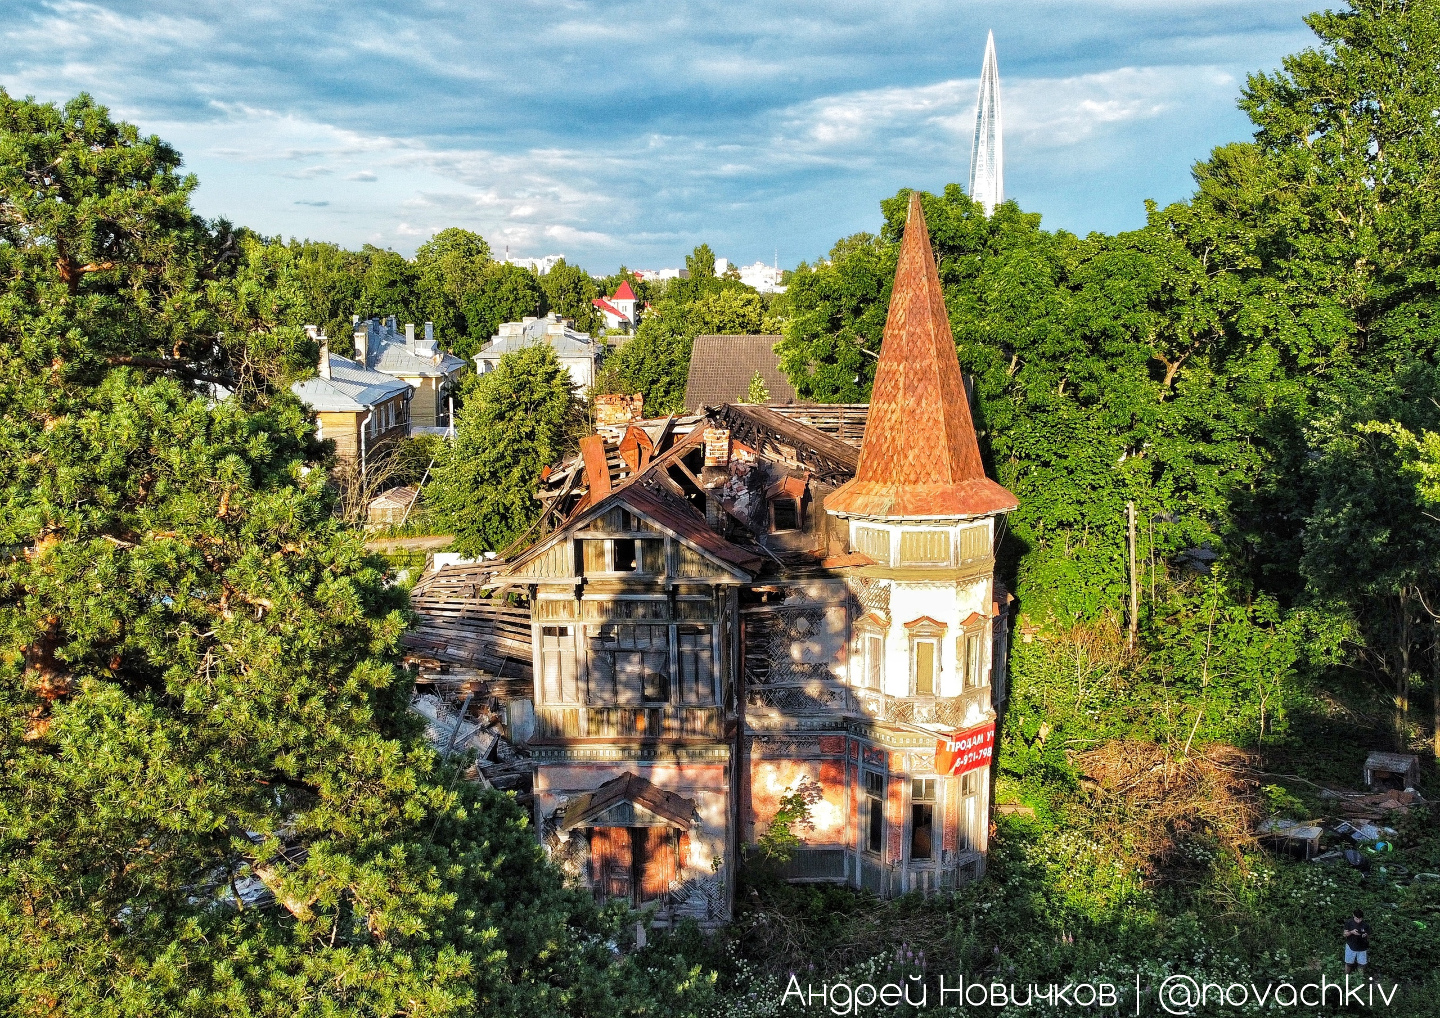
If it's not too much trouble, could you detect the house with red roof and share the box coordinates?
[592,280,639,333]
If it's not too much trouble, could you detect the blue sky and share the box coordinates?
[2,1,1320,273]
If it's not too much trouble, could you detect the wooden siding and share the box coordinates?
[534,705,723,740]
[898,529,950,565]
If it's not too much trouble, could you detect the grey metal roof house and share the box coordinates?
[354,316,468,430]
[474,313,600,390]
[292,350,413,412]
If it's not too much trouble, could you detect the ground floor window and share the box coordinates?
[959,769,984,852]
[910,778,936,861]
[864,770,886,854]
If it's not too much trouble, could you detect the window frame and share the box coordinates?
[909,777,935,862]
[863,770,886,856]
[770,498,801,533]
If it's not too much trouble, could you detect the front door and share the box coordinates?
[589,826,683,905]
[590,826,632,902]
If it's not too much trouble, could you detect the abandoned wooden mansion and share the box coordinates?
[405,194,1018,924]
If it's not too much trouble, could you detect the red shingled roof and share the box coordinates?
[592,297,627,320]
[826,192,1017,519]
[611,280,637,301]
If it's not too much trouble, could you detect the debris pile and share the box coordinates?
[1074,741,1262,876]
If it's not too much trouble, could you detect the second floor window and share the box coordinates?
[960,631,987,689]
[854,632,885,689]
[912,639,937,696]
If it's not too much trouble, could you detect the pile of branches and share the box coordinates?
[1075,740,1263,880]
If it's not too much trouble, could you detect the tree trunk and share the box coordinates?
[1433,628,1440,762]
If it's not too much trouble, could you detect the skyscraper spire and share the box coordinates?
[969,30,1004,215]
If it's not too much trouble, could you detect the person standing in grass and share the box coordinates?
[1344,908,1372,975]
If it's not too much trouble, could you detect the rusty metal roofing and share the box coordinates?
[559,771,695,831]
[826,193,1017,520]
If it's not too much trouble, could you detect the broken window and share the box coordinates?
[863,634,884,689]
[578,538,663,575]
[588,624,670,705]
[960,631,986,689]
[864,770,886,855]
[910,778,936,861]
[771,498,800,532]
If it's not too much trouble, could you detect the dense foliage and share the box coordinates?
[427,346,584,556]
[0,90,715,1017]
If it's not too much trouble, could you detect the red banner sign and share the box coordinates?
[935,721,995,777]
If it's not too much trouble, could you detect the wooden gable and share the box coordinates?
[502,486,757,583]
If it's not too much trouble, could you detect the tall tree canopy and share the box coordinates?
[427,345,582,556]
[0,90,710,1018]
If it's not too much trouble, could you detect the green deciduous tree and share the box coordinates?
[416,227,494,352]
[685,243,715,281]
[428,345,582,555]
[538,258,600,335]
[459,262,546,362]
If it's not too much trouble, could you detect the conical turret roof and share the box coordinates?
[826,192,1017,520]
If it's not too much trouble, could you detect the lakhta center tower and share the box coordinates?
[968,31,1004,214]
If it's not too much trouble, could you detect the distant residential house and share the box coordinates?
[592,280,639,332]
[353,316,466,430]
[474,313,601,391]
[683,334,797,411]
[291,329,413,469]
[632,267,690,281]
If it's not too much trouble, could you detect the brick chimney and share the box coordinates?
[406,323,416,347]
[318,336,331,380]
[424,322,434,344]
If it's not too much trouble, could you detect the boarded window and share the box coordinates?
[864,634,884,689]
[589,827,632,902]
[540,626,578,703]
[959,525,989,563]
[854,525,891,564]
[899,529,950,565]
[912,640,936,696]
[676,625,714,705]
[588,624,670,705]
[771,499,800,532]
[636,827,678,902]
[582,539,608,574]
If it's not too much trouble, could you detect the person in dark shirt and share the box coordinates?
[1343,909,1371,974]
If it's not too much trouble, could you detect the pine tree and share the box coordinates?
[428,345,581,556]
[0,90,691,1018]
